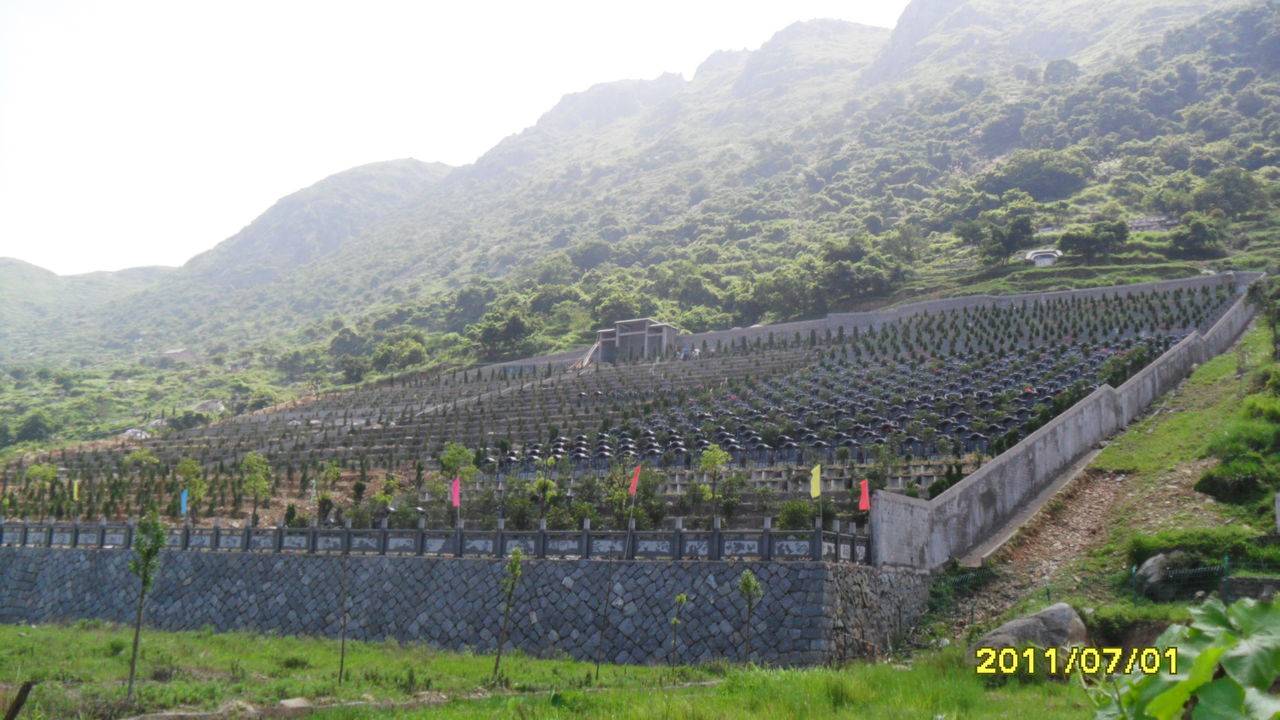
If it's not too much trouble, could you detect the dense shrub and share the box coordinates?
[1127,527,1276,567]
[1194,455,1273,504]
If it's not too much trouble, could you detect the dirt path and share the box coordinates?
[943,468,1133,637]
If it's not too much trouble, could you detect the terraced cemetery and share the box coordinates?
[0,280,1244,528]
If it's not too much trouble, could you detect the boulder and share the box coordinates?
[969,602,1088,655]
[279,697,313,719]
[1135,551,1193,601]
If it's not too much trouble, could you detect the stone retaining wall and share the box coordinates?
[0,548,929,666]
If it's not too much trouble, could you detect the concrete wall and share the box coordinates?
[0,548,929,666]
[872,285,1259,570]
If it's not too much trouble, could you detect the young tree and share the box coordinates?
[125,449,160,475]
[698,444,731,523]
[738,570,763,664]
[320,461,342,491]
[531,459,558,523]
[669,592,689,666]
[23,464,56,517]
[126,511,167,703]
[240,451,272,525]
[492,547,524,682]
[439,442,477,483]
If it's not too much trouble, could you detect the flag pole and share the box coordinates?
[627,464,642,528]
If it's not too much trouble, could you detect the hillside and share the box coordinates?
[862,0,1223,85]
[0,158,452,361]
[1,0,1278,448]
[0,259,174,343]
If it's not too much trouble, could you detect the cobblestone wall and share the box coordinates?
[0,548,929,666]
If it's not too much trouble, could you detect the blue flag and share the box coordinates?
[180,488,189,516]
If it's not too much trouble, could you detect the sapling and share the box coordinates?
[126,511,167,703]
[669,592,688,666]
[491,546,524,682]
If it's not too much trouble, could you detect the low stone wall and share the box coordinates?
[873,282,1260,570]
[0,548,929,666]
[1226,577,1280,601]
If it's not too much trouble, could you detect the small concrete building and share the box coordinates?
[595,318,680,363]
[1025,248,1063,267]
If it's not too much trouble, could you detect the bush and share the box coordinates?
[1194,456,1273,504]
[1086,602,1190,647]
[777,500,813,530]
[1206,419,1280,458]
[1127,527,1269,567]
[1243,395,1280,423]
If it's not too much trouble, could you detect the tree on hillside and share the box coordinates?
[320,460,342,491]
[14,410,55,444]
[23,464,56,516]
[370,330,428,372]
[1169,212,1225,256]
[1192,167,1264,218]
[531,459,558,524]
[699,444,732,523]
[327,326,368,357]
[439,442,476,483]
[467,310,535,361]
[240,451,272,526]
[977,149,1091,201]
[337,356,369,384]
[125,449,160,472]
[1042,58,1080,84]
[1058,220,1128,264]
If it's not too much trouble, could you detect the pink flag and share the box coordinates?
[859,479,870,511]
[628,465,642,495]
[450,476,460,508]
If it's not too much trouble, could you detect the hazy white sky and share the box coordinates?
[0,0,909,276]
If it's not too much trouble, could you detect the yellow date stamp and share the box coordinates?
[974,646,1178,675]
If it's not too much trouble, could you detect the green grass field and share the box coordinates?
[0,621,1091,720]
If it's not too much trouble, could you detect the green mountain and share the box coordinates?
[0,158,452,361]
[862,0,1223,85]
[1,0,1278,448]
[0,259,174,341]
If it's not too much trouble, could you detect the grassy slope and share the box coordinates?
[0,621,1089,720]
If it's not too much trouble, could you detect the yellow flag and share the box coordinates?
[810,465,821,498]
[73,479,79,502]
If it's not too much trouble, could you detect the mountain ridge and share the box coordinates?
[0,0,1270,369]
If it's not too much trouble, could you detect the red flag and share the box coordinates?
[450,476,460,508]
[858,479,870,511]
[628,465,642,495]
